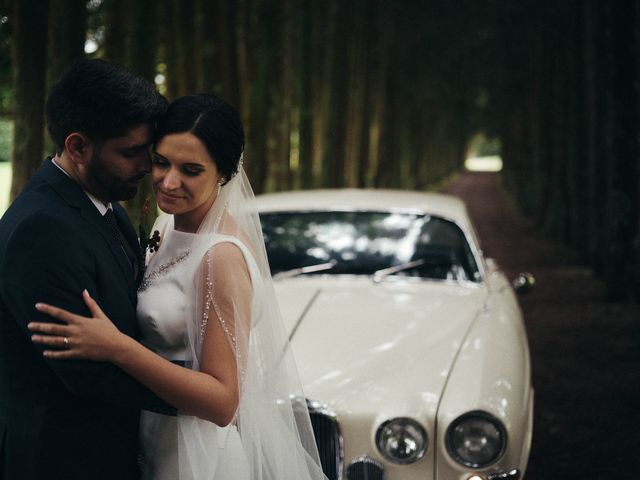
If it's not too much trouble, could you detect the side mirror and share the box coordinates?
[512,272,535,294]
[485,257,498,273]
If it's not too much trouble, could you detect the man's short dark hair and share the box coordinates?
[46,58,167,153]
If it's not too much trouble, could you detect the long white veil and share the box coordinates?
[151,166,327,479]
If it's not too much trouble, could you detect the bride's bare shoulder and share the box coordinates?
[205,240,250,274]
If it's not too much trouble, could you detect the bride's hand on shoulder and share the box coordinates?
[28,289,128,362]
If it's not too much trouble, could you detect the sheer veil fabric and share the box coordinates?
[149,166,327,480]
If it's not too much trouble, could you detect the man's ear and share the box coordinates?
[64,132,91,164]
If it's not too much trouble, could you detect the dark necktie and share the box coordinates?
[104,208,139,279]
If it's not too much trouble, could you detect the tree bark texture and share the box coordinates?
[10,0,48,201]
[499,0,640,301]
[123,0,160,230]
[5,0,640,301]
[47,0,87,89]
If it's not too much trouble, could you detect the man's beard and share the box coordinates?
[85,149,146,202]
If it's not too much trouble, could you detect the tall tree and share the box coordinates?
[297,0,314,189]
[343,0,368,188]
[172,0,198,98]
[46,0,86,157]
[601,0,639,300]
[243,0,278,193]
[370,0,395,187]
[202,0,240,106]
[272,0,295,191]
[47,0,86,89]
[124,0,160,230]
[10,0,48,201]
[582,0,605,273]
[102,0,127,64]
[319,0,349,188]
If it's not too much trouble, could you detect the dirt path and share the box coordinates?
[444,171,640,479]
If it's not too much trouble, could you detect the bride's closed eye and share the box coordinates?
[151,153,170,167]
[181,165,205,176]
[152,153,205,177]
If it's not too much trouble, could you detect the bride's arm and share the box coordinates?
[29,243,252,427]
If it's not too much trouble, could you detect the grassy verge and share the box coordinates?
[0,162,11,214]
[0,116,12,214]
[0,118,13,163]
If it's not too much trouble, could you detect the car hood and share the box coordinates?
[274,277,488,418]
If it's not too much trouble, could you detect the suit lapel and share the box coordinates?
[42,160,137,298]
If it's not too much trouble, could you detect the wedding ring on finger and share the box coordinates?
[63,337,69,349]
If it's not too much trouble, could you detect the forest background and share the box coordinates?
[0,0,638,302]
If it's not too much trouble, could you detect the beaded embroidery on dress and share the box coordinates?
[135,166,327,480]
[137,227,255,479]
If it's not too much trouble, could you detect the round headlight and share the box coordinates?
[375,417,428,464]
[445,411,507,468]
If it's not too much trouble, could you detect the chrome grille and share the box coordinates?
[307,401,343,480]
[346,456,385,480]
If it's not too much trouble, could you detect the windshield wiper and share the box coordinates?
[273,259,337,280]
[372,259,425,283]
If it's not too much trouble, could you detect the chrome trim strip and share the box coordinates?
[488,469,521,480]
[288,288,322,341]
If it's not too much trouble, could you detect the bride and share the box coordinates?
[28,94,327,480]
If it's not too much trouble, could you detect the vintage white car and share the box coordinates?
[257,189,534,480]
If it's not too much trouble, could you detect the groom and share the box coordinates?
[0,59,173,479]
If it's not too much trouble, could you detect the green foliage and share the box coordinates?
[0,117,12,162]
[0,6,13,115]
[468,133,501,157]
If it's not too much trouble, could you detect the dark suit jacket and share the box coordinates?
[0,159,171,480]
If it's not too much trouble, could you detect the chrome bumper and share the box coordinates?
[346,456,384,480]
[488,469,521,480]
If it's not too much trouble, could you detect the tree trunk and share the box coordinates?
[634,0,640,300]
[244,0,278,193]
[565,2,588,255]
[162,0,197,100]
[297,0,314,189]
[47,0,86,88]
[344,0,367,188]
[602,0,639,300]
[206,0,240,107]
[10,0,48,201]
[123,0,160,231]
[310,0,332,185]
[128,0,159,82]
[274,0,294,190]
[174,0,198,97]
[371,1,394,187]
[102,0,127,64]
[46,0,86,156]
[320,0,349,188]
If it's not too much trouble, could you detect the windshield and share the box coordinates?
[260,211,481,282]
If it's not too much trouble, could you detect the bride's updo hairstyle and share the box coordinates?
[156,94,245,185]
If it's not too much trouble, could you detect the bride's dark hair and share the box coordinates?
[156,94,245,184]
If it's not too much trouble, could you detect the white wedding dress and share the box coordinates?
[131,167,327,480]
[136,226,255,480]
